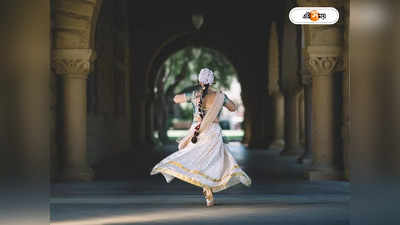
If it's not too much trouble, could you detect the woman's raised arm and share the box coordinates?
[173,93,187,104]
[223,94,237,112]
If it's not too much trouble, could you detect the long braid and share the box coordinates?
[191,84,210,143]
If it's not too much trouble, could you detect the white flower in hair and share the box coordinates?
[198,68,214,85]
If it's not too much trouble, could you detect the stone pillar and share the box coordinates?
[297,0,346,180]
[342,0,350,180]
[280,88,302,156]
[298,90,305,145]
[52,49,95,181]
[271,92,285,148]
[279,1,302,155]
[306,46,343,180]
[268,21,284,149]
[298,73,313,164]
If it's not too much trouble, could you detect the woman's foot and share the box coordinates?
[202,187,215,207]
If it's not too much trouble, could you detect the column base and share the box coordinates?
[307,168,344,181]
[62,166,94,181]
[280,146,303,156]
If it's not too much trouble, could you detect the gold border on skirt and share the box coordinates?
[167,161,240,182]
[153,167,251,192]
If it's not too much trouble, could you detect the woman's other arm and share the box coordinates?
[173,91,193,104]
[173,94,187,104]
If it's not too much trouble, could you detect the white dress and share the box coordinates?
[150,89,252,192]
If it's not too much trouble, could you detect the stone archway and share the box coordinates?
[51,0,103,181]
[143,32,243,144]
[146,32,239,94]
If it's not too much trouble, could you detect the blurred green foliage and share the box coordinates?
[179,105,194,121]
[162,47,237,95]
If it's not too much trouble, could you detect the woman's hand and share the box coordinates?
[173,94,186,104]
[224,99,237,112]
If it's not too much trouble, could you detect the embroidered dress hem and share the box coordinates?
[151,162,251,193]
[150,123,252,193]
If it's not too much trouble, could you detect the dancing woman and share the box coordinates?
[150,68,251,207]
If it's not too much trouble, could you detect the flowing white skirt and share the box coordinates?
[150,122,252,193]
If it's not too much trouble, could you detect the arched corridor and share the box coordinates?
[46,1,352,223]
[2,0,374,224]
[50,0,349,183]
[6,0,400,224]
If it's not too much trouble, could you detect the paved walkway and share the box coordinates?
[51,143,350,225]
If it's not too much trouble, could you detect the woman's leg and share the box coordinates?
[202,186,215,207]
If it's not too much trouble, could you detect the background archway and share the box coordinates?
[150,46,244,145]
[146,31,240,94]
[139,27,275,149]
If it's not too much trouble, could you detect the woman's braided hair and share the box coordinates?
[191,84,210,144]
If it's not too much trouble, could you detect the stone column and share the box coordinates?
[271,92,285,148]
[306,46,343,180]
[279,1,302,155]
[298,90,305,145]
[298,73,313,164]
[52,49,95,181]
[342,0,350,180]
[268,21,284,149]
[280,88,302,156]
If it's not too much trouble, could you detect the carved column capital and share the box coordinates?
[305,46,342,76]
[52,49,96,79]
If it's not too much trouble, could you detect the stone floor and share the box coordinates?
[51,142,350,225]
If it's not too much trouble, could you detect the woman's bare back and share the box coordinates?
[194,89,217,110]
[194,88,236,112]
[173,87,236,112]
